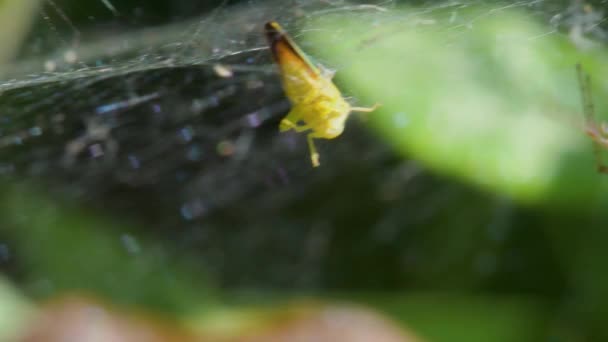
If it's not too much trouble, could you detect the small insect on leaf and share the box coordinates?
[264,21,379,167]
[577,63,608,174]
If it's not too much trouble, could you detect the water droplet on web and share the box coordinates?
[180,199,206,221]
[96,102,120,114]
[44,60,57,72]
[88,143,104,158]
[208,96,219,107]
[213,64,233,78]
[179,126,194,142]
[246,112,261,127]
[191,99,205,113]
[64,50,78,63]
[29,126,43,136]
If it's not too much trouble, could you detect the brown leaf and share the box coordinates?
[19,295,206,342]
[232,304,424,342]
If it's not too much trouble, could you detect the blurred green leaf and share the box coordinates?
[362,294,548,342]
[0,276,34,341]
[305,6,608,211]
[0,181,217,313]
[0,0,41,68]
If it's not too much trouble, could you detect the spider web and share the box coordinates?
[0,0,605,291]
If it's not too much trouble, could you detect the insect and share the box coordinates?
[264,21,379,167]
[577,63,608,174]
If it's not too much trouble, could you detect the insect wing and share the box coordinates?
[265,21,322,103]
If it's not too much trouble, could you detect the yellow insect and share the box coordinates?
[264,21,379,167]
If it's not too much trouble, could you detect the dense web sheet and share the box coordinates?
[1,0,606,288]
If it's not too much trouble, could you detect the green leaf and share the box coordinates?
[304,6,608,211]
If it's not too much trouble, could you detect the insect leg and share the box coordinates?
[280,119,311,132]
[351,103,381,113]
[280,105,309,132]
[307,133,320,167]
